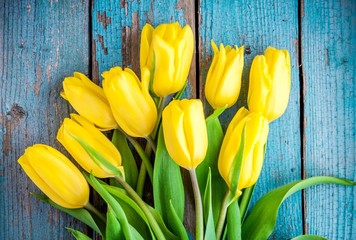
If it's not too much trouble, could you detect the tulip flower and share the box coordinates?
[162,99,208,169]
[102,67,157,138]
[18,144,89,209]
[218,107,269,196]
[61,72,117,130]
[248,47,291,122]
[205,40,244,109]
[57,114,123,178]
[140,22,194,97]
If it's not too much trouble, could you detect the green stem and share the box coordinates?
[84,202,106,223]
[136,96,162,196]
[136,142,151,197]
[135,163,147,197]
[215,191,232,239]
[145,135,156,153]
[152,97,166,137]
[189,169,204,240]
[136,96,165,197]
[115,176,166,240]
[126,135,154,184]
[205,106,227,122]
[239,185,255,221]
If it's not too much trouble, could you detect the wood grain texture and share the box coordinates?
[0,0,89,239]
[302,0,355,239]
[91,0,196,236]
[1,0,355,239]
[199,0,302,238]
[91,0,196,97]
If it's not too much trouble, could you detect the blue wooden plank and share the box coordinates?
[0,0,89,239]
[302,0,355,239]
[199,0,302,238]
[91,0,197,236]
[91,0,196,97]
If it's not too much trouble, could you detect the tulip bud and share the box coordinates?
[61,72,117,130]
[248,47,291,121]
[205,40,244,109]
[162,99,208,169]
[140,22,194,97]
[57,114,123,178]
[102,67,157,137]
[18,144,89,209]
[218,107,269,196]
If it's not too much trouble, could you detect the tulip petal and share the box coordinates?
[19,144,89,208]
[163,103,191,168]
[140,24,154,71]
[181,100,207,168]
[103,67,157,137]
[152,35,176,96]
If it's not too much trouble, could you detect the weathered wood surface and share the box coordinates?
[199,1,302,238]
[0,0,354,239]
[302,1,355,239]
[0,1,89,239]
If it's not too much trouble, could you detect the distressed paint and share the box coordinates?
[91,0,196,97]
[302,0,356,239]
[1,0,355,239]
[199,0,302,238]
[91,0,197,236]
[0,0,90,239]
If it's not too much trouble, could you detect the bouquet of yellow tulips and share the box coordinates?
[18,22,354,240]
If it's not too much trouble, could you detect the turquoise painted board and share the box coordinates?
[0,0,89,239]
[91,0,197,236]
[1,0,355,239]
[302,0,355,239]
[199,0,302,238]
[91,0,196,97]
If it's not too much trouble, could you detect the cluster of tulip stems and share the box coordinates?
[18,22,354,240]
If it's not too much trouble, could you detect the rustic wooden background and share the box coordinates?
[1,0,355,239]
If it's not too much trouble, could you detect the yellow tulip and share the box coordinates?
[61,72,117,130]
[18,144,89,209]
[162,99,208,169]
[57,114,123,178]
[205,40,244,109]
[248,47,291,121]
[140,22,194,97]
[102,67,157,137]
[218,107,269,196]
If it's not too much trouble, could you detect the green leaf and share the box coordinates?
[226,199,241,240]
[203,169,216,240]
[168,200,189,240]
[291,234,328,240]
[239,185,256,223]
[242,176,355,239]
[112,129,138,188]
[106,207,124,240]
[129,225,145,240]
[89,173,133,240]
[148,205,180,240]
[173,81,187,100]
[153,127,185,236]
[196,116,227,225]
[32,193,104,237]
[104,185,153,239]
[229,126,246,196]
[205,107,226,122]
[73,135,124,179]
[66,228,92,240]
